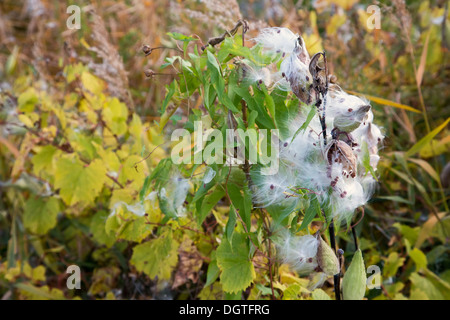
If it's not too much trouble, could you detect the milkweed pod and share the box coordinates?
[342,249,367,300]
[317,236,340,276]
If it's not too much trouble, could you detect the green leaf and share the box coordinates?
[116,216,153,243]
[227,183,252,230]
[217,37,254,62]
[260,84,275,124]
[299,197,321,231]
[234,86,274,129]
[206,50,238,113]
[225,291,243,300]
[90,211,115,248]
[205,252,220,287]
[130,232,179,280]
[409,248,427,270]
[216,232,256,294]
[361,141,378,181]
[17,88,39,112]
[225,205,237,245]
[311,288,332,300]
[291,104,316,143]
[198,187,225,225]
[406,117,450,157]
[410,272,444,300]
[24,197,60,235]
[207,50,222,83]
[32,146,59,175]
[16,283,66,300]
[55,157,106,206]
[394,223,420,246]
[376,195,412,205]
[422,269,450,300]
[383,252,405,278]
[272,89,290,139]
[166,32,196,42]
[161,80,178,114]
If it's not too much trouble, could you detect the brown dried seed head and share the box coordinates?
[329,74,337,83]
[142,45,152,56]
[144,69,155,78]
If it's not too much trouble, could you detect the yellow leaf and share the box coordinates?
[81,71,105,96]
[326,14,347,36]
[419,135,450,158]
[406,117,450,157]
[408,158,440,183]
[303,34,323,55]
[415,212,447,248]
[416,30,431,87]
[345,90,421,113]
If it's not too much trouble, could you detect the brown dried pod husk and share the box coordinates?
[142,45,152,56]
[326,140,358,178]
[144,69,155,78]
[309,52,328,95]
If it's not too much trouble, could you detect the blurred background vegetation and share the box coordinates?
[0,0,449,300]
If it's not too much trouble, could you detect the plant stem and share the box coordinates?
[268,236,275,300]
[329,220,341,300]
[352,226,359,251]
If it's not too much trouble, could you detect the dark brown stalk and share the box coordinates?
[202,20,249,50]
[329,220,341,300]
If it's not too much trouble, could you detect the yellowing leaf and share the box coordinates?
[326,14,346,36]
[90,211,116,248]
[419,135,450,158]
[416,31,431,87]
[118,155,148,190]
[24,197,60,235]
[383,252,405,278]
[408,158,440,183]
[312,288,332,300]
[303,33,324,56]
[422,269,450,300]
[5,46,19,75]
[409,248,427,270]
[130,232,179,280]
[216,232,256,294]
[23,263,46,283]
[55,157,107,206]
[129,113,143,139]
[406,117,450,157]
[16,283,66,300]
[345,90,421,113]
[81,71,105,96]
[415,212,447,248]
[17,88,39,113]
[116,216,153,243]
[410,273,444,300]
[102,98,129,136]
[324,0,358,10]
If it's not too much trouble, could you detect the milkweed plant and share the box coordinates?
[138,22,384,300]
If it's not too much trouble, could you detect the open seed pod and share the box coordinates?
[326,140,358,179]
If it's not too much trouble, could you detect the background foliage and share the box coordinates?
[0,0,449,300]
